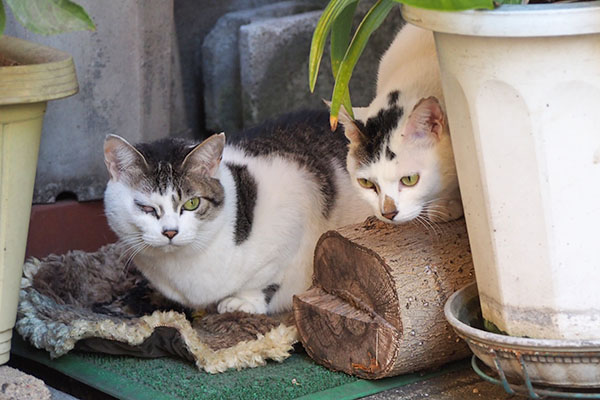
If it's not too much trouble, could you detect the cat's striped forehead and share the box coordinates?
[129,139,225,210]
[352,91,404,165]
[133,138,195,194]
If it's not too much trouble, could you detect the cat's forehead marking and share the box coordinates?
[155,161,175,193]
[354,101,404,165]
[171,193,180,211]
[149,189,170,203]
[385,146,396,161]
[133,138,198,194]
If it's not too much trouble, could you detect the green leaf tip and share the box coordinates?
[0,2,6,36]
[5,0,95,36]
[396,0,495,11]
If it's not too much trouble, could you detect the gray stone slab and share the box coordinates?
[202,1,321,134]
[4,0,177,203]
[239,4,404,129]
[48,387,79,400]
[175,0,286,138]
[364,366,516,400]
[0,366,51,400]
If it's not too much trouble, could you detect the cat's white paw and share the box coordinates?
[217,295,267,314]
[427,198,464,222]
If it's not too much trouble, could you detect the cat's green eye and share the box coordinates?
[400,174,420,187]
[357,178,375,189]
[183,197,201,211]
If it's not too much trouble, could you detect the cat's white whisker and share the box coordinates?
[422,197,443,204]
[416,216,435,237]
[423,207,448,217]
[118,236,144,247]
[123,243,149,275]
[414,214,437,237]
[420,206,454,237]
[119,237,146,267]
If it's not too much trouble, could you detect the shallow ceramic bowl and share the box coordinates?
[445,282,600,388]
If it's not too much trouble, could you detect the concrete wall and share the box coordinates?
[4,0,179,203]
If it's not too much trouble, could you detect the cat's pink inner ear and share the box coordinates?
[338,106,364,144]
[405,97,444,142]
[183,133,225,177]
[104,135,144,181]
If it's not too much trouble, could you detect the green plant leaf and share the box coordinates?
[330,1,357,119]
[0,2,6,36]
[6,0,95,36]
[330,2,357,77]
[330,0,396,129]
[393,0,494,11]
[308,0,359,93]
[339,86,354,120]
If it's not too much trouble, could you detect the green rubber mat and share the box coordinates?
[12,335,468,400]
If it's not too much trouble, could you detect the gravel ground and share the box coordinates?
[364,366,518,400]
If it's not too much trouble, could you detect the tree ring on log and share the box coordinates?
[294,231,402,378]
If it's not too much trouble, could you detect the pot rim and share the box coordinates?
[444,282,600,351]
[402,1,600,37]
[0,36,78,105]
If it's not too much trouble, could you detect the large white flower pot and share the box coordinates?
[403,2,600,340]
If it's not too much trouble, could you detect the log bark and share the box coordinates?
[293,217,475,379]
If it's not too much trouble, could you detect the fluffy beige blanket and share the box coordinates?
[16,243,298,373]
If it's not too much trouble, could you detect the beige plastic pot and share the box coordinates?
[403,2,600,340]
[0,36,78,364]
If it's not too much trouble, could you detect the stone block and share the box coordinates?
[4,0,176,202]
[176,0,289,138]
[239,4,404,128]
[202,1,321,134]
[0,366,51,400]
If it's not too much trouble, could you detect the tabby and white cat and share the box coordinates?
[338,24,463,224]
[103,111,372,314]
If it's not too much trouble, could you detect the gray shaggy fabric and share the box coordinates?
[16,243,297,373]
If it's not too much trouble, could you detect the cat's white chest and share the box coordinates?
[135,243,241,307]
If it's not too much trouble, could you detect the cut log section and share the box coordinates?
[293,217,475,379]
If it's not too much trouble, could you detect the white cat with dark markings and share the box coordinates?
[103,111,372,314]
[337,24,463,224]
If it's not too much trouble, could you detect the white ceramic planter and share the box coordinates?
[403,2,600,340]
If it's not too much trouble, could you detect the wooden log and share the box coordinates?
[293,217,475,379]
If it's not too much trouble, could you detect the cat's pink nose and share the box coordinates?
[382,211,398,221]
[162,229,178,239]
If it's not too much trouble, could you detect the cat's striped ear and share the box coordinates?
[104,134,148,181]
[405,97,445,146]
[182,133,225,177]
